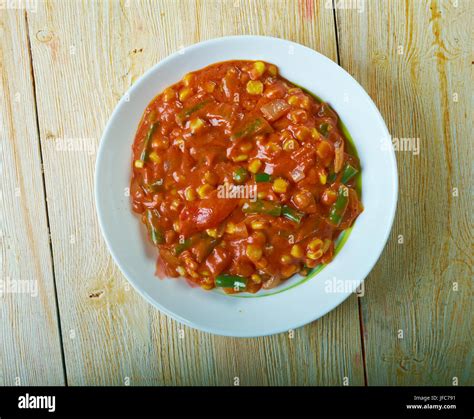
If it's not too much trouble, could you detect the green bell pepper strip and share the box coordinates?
[340,163,358,184]
[145,209,164,245]
[281,205,305,224]
[174,238,192,255]
[255,173,272,182]
[233,167,249,184]
[215,274,247,290]
[176,100,210,125]
[231,118,263,140]
[242,200,281,216]
[139,122,157,162]
[318,123,329,137]
[327,171,337,184]
[329,185,349,226]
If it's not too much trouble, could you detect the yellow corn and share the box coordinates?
[179,87,192,101]
[251,273,262,284]
[308,238,323,251]
[253,61,265,77]
[184,187,197,201]
[197,183,214,199]
[232,154,248,162]
[311,128,320,140]
[204,81,216,93]
[148,151,161,164]
[163,88,175,101]
[183,73,193,86]
[250,220,266,230]
[189,117,205,133]
[257,192,266,199]
[272,177,289,194]
[319,170,327,185]
[225,222,236,234]
[248,159,262,174]
[206,228,218,238]
[307,249,323,260]
[246,80,264,95]
[239,141,253,153]
[176,266,186,276]
[287,95,299,106]
[246,244,263,262]
[290,244,303,258]
[134,159,144,168]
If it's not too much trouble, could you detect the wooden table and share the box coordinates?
[1,0,472,386]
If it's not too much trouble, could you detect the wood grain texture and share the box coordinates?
[335,0,473,385]
[25,0,364,385]
[0,10,65,385]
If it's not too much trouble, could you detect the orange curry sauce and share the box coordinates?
[130,60,363,293]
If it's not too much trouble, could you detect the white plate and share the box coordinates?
[95,36,398,337]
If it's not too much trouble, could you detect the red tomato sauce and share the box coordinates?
[130,60,363,293]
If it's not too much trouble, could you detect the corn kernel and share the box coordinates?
[307,249,323,260]
[185,187,196,201]
[197,183,214,199]
[250,220,266,230]
[232,154,248,162]
[246,244,263,262]
[287,95,299,106]
[183,73,193,86]
[272,177,289,194]
[163,88,175,101]
[239,141,253,152]
[319,170,327,185]
[176,266,186,276]
[225,222,236,234]
[290,244,303,258]
[189,117,205,133]
[308,238,323,251]
[179,87,192,101]
[268,64,278,76]
[204,81,216,93]
[251,273,262,284]
[246,80,264,95]
[253,61,266,77]
[206,228,218,238]
[280,254,292,264]
[311,128,320,140]
[257,191,266,199]
[201,282,214,290]
[266,142,282,153]
[148,151,161,164]
[248,159,262,174]
[134,159,144,168]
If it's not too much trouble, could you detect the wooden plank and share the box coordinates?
[0,9,65,385]
[28,0,364,385]
[335,0,473,385]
